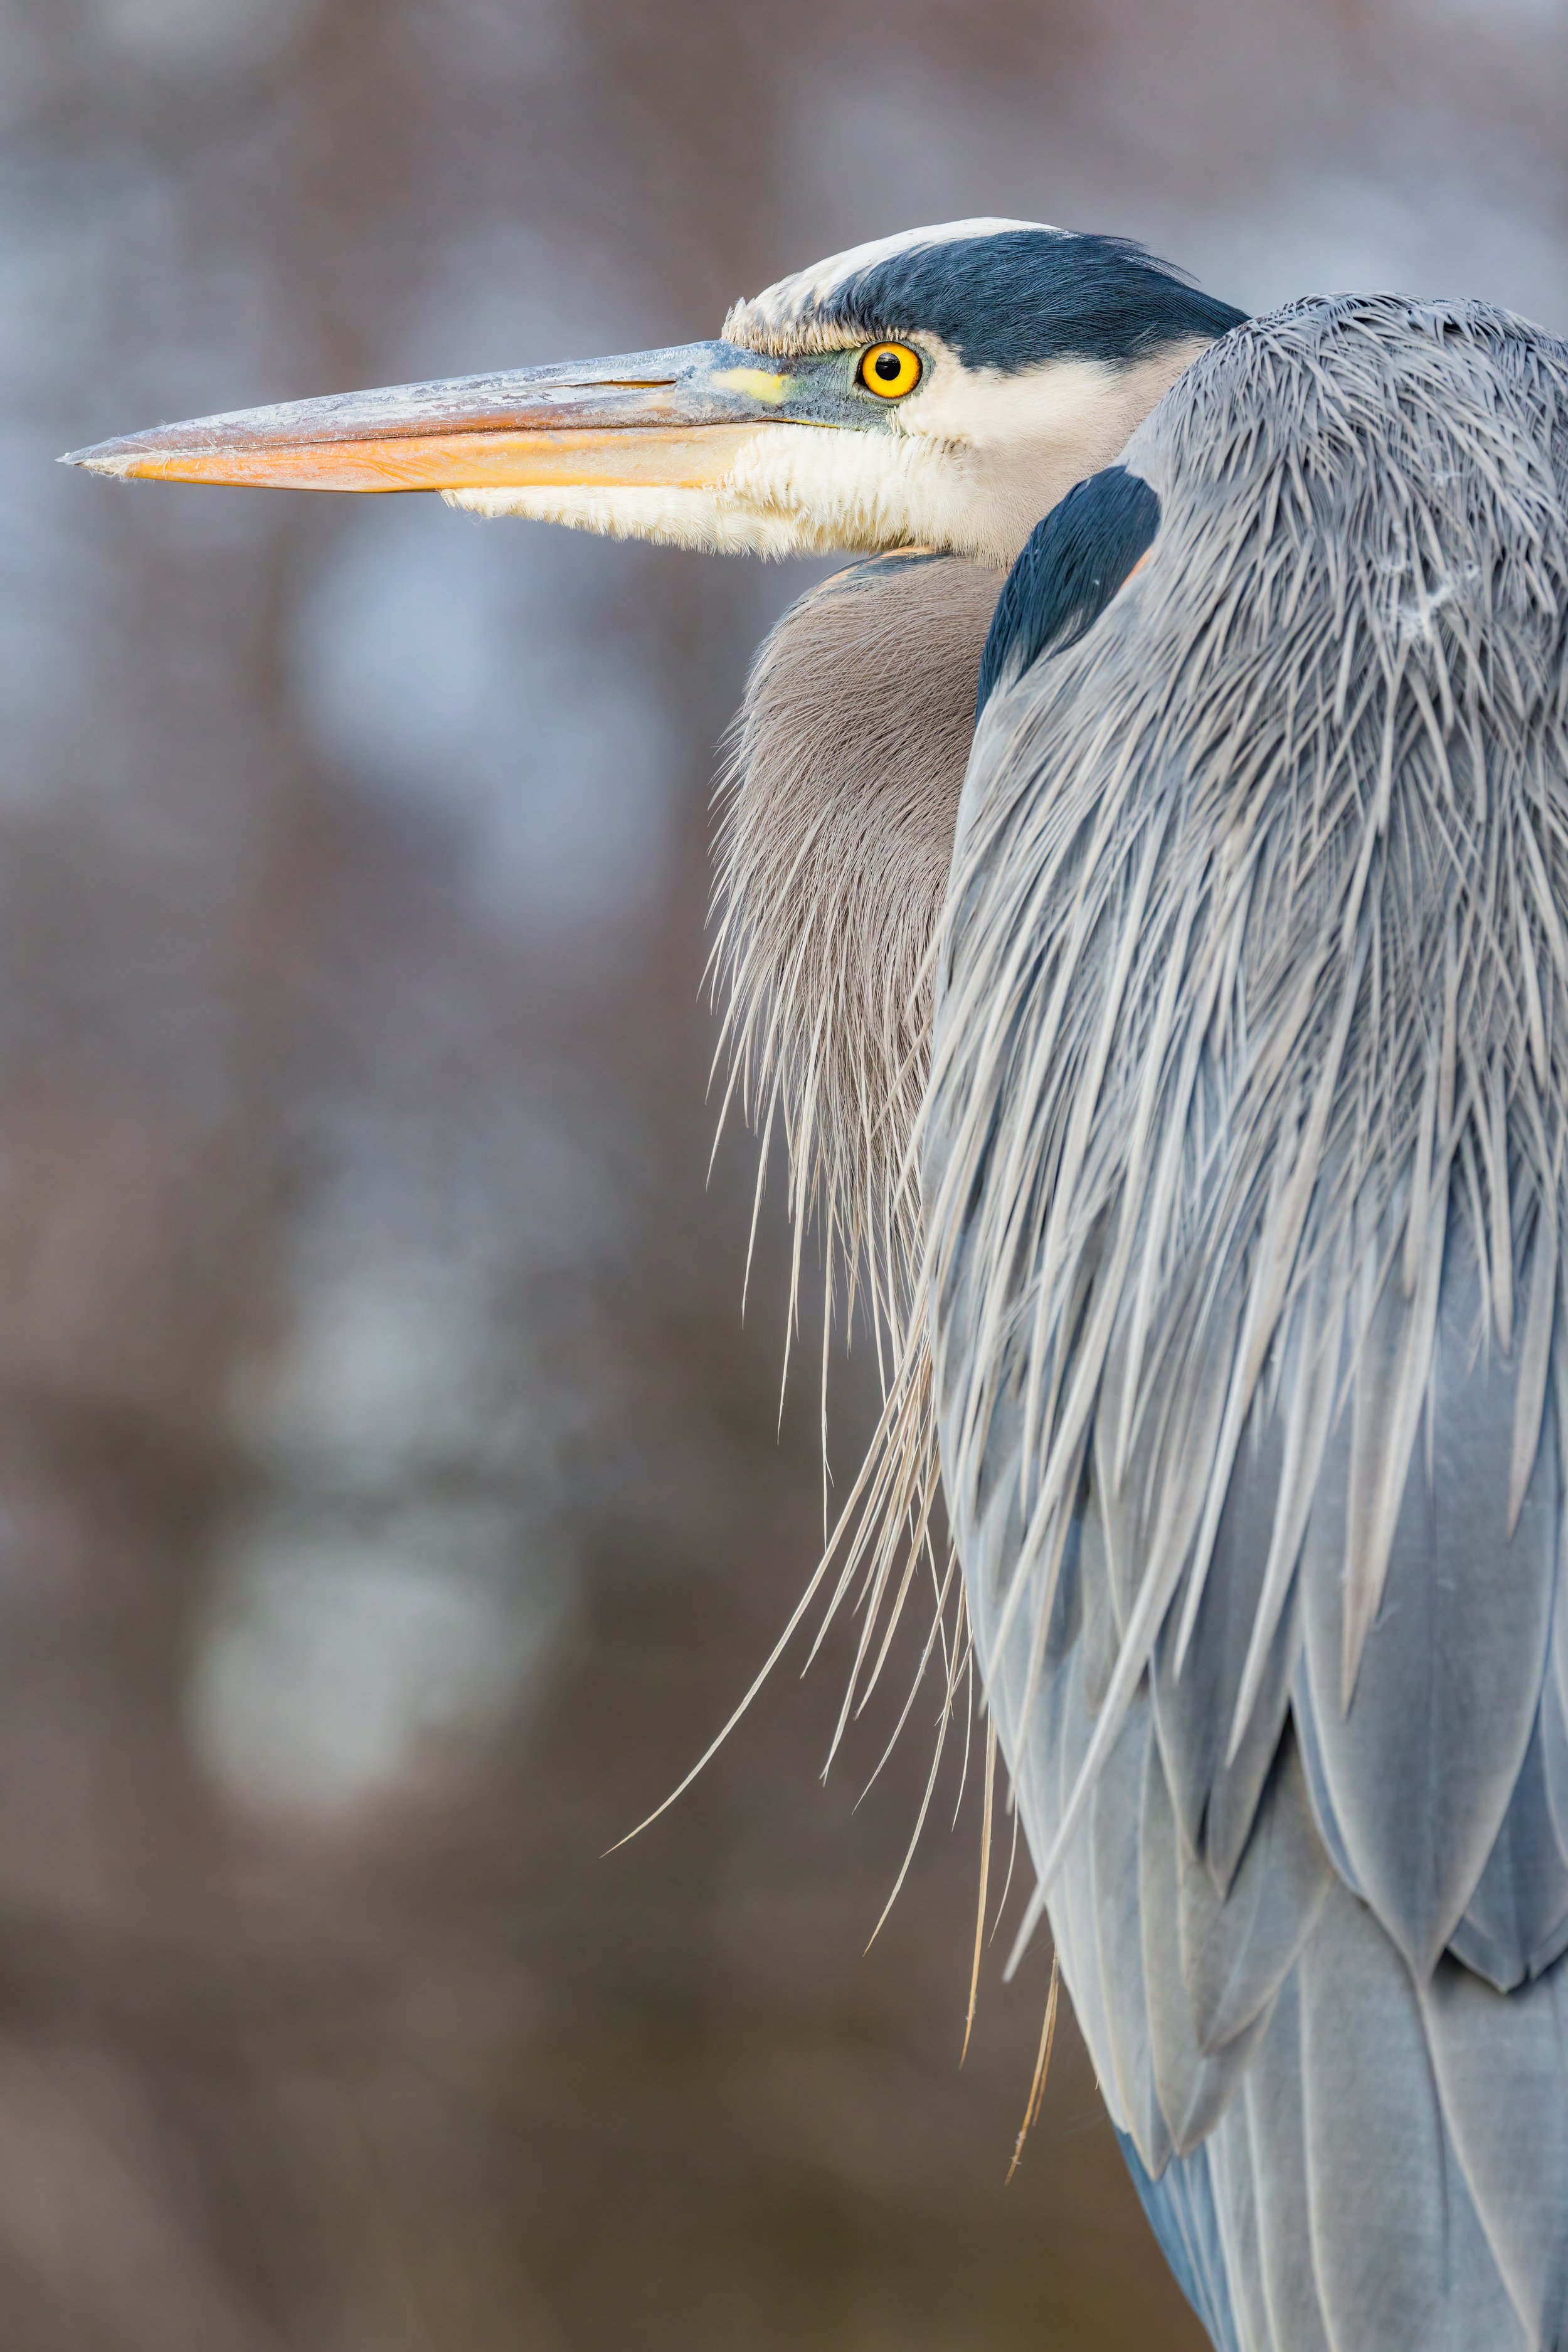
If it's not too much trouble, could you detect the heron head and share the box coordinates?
[65,221,1242,568]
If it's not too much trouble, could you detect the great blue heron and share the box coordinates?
[68,220,1568,2352]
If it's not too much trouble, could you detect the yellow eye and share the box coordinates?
[858,342,922,399]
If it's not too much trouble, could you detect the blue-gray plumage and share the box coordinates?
[926,291,1568,2352]
[65,221,1568,2352]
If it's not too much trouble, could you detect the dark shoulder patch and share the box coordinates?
[976,467,1160,719]
[830,231,1244,371]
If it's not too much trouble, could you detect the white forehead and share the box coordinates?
[732,218,1058,341]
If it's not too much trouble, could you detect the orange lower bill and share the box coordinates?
[89,421,765,494]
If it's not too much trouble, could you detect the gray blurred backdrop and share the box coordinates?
[3,1,1566,2344]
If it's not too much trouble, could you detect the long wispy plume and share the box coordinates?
[709,549,1000,1804]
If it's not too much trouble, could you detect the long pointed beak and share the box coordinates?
[61,341,821,494]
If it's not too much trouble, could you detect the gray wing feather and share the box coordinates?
[1448,1701,1568,1988]
[1143,1402,1299,1893]
[1421,1951,1568,2346]
[1289,1653,1369,1901]
[1294,1251,1559,1974]
[1541,1557,1568,1855]
[1202,2101,1276,2352]
[973,1476,1140,2141]
[1298,1880,1528,2352]
[1087,1687,1173,2169]
[1122,2134,1245,2352]
[1237,1981,1333,2352]
[1176,1730,1332,2055]
[1077,1485,1121,1709]
[1139,1725,1273,2153]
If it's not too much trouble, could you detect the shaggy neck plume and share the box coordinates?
[712,552,1000,1332]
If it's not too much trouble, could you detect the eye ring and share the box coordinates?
[858,341,922,400]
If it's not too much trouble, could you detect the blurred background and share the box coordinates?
[1,1,1566,2344]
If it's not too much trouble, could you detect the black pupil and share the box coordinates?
[872,350,904,382]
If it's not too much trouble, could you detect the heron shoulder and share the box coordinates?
[976,465,1161,719]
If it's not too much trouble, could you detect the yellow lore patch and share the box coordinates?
[713,366,792,405]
